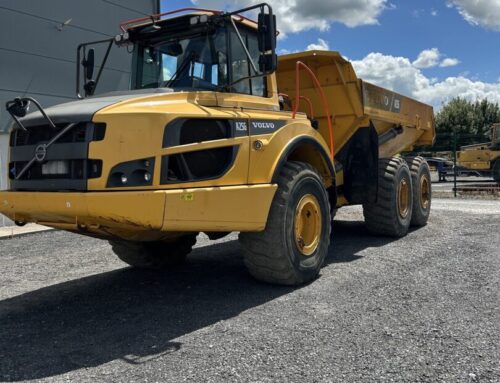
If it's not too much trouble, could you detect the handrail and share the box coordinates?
[119,7,261,32]
[299,96,315,119]
[120,7,223,31]
[292,61,335,158]
[280,93,314,119]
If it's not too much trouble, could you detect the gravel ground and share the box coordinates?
[0,198,499,383]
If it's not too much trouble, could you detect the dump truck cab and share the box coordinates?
[1,4,436,285]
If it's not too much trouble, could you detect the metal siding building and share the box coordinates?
[0,0,159,226]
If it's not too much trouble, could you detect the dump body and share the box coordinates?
[277,51,435,158]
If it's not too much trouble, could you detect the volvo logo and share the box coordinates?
[34,144,47,163]
[252,121,275,129]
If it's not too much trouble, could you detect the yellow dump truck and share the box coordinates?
[457,123,500,184]
[1,4,435,285]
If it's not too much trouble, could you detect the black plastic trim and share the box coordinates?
[160,145,239,184]
[11,179,87,192]
[271,136,335,183]
[106,157,155,188]
[163,118,249,148]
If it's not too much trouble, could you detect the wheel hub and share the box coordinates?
[420,175,430,210]
[294,194,322,256]
[398,178,410,219]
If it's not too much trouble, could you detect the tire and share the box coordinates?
[406,156,432,226]
[493,159,500,185]
[239,161,331,286]
[110,233,198,269]
[363,157,413,237]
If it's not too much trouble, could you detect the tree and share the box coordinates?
[433,98,500,150]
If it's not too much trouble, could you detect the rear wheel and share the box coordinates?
[406,156,432,226]
[493,159,500,185]
[363,157,413,237]
[110,234,198,269]
[239,161,331,286]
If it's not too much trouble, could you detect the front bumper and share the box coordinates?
[0,185,277,240]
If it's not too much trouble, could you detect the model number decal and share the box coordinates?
[235,121,248,131]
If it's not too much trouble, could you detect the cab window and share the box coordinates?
[230,29,266,97]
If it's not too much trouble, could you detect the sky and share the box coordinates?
[160,0,500,109]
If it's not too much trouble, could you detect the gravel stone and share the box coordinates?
[0,198,499,382]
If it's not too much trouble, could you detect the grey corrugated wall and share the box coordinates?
[0,0,159,226]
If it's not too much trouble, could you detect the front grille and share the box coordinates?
[8,122,106,191]
[10,160,102,181]
[10,122,105,146]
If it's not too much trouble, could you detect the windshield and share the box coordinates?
[132,29,228,91]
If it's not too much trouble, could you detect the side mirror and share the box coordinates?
[257,13,276,53]
[259,52,277,73]
[257,10,277,73]
[6,98,30,118]
[83,48,95,80]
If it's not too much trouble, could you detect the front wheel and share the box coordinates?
[110,234,198,269]
[239,162,331,286]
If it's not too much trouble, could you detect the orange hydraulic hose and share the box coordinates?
[292,61,335,159]
[299,96,314,119]
[280,93,313,118]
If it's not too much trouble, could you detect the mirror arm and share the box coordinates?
[229,17,259,75]
[76,38,115,99]
[226,3,272,18]
[91,39,114,96]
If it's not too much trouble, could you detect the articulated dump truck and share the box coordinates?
[457,123,500,184]
[0,4,435,285]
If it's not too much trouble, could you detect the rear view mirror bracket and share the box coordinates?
[76,38,115,98]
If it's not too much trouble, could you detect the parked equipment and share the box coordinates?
[457,124,500,184]
[1,4,435,285]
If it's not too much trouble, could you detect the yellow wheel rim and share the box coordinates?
[420,175,430,210]
[294,194,322,256]
[398,178,410,219]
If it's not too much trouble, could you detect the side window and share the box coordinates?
[161,53,177,82]
[230,30,250,95]
[230,29,267,97]
[247,33,266,97]
[191,62,205,79]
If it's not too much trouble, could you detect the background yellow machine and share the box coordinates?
[1,4,435,285]
[457,123,500,184]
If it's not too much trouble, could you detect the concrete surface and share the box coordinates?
[0,223,52,239]
[0,198,499,382]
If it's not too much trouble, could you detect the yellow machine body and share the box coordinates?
[1,45,435,240]
[457,124,500,171]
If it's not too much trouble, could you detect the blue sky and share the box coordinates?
[160,0,500,108]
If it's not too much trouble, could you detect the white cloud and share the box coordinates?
[448,0,500,30]
[191,0,389,36]
[351,51,500,108]
[431,9,438,16]
[306,38,329,51]
[412,48,461,69]
[413,48,441,69]
[439,58,460,67]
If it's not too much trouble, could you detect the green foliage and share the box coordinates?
[433,98,500,151]
[436,98,500,135]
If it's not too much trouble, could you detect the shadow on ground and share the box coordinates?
[0,220,397,381]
